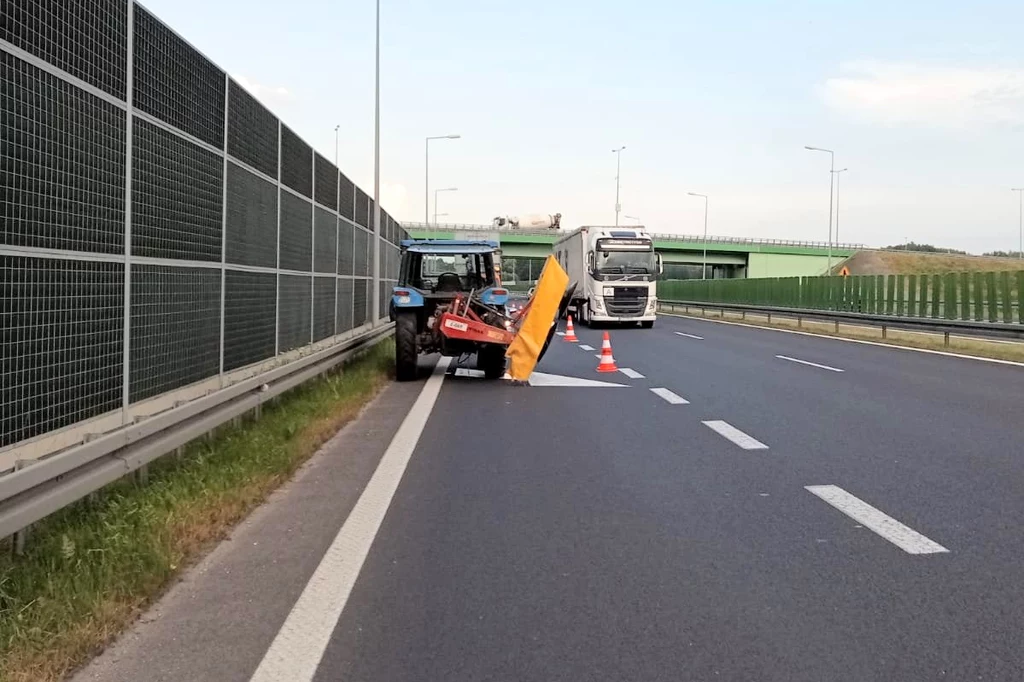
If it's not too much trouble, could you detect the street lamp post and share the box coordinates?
[805,146,835,273]
[624,215,641,225]
[371,0,380,323]
[425,134,461,223]
[1014,188,1024,259]
[612,146,626,226]
[688,192,709,279]
[434,187,457,225]
[832,168,848,245]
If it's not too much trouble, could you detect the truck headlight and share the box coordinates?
[603,287,615,297]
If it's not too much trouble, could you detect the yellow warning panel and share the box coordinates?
[506,256,569,381]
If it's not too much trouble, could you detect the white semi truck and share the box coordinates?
[554,226,662,328]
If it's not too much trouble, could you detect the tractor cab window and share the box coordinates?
[409,253,495,292]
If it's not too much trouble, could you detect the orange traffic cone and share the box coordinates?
[563,315,579,343]
[596,332,618,372]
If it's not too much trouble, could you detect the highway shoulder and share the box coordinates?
[71,376,429,682]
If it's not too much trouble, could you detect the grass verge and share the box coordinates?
[664,308,1024,363]
[0,338,395,682]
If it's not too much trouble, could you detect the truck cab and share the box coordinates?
[554,227,662,328]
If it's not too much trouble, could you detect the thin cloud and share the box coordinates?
[232,74,294,107]
[822,60,1024,128]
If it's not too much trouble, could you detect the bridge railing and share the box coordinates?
[402,222,865,250]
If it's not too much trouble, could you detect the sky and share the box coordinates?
[142,0,1024,253]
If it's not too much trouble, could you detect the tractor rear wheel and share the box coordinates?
[478,344,506,379]
[395,311,418,382]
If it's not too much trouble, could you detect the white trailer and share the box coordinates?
[554,226,662,328]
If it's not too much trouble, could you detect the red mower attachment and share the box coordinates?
[436,293,516,345]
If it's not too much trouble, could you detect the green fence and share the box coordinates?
[657,271,1024,324]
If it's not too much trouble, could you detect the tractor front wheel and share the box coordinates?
[478,344,507,379]
[395,311,419,382]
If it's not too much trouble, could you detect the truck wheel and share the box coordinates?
[478,344,506,379]
[395,312,418,382]
[640,320,655,329]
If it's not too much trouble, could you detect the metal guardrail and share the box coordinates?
[0,325,394,541]
[402,222,865,250]
[658,300,1024,343]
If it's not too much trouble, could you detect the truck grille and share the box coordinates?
[606,287,647,317]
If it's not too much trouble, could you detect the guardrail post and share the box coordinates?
[11,526,27,557]
[882,325,887,339]
[834,320,839,333]
[767,313,772,323]
[135,464,149,486]
[797,316,802,328]
[10,461,29,556]
[944,331,950,347]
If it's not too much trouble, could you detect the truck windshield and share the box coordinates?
[596,248,656,278]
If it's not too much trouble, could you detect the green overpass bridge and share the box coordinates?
[404,223,861,279]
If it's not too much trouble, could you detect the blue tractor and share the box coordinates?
[390,240,513,381]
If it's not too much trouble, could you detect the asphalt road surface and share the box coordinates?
[76,313,1024,682]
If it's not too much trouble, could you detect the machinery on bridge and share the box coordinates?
[391,240,573,382]
[491,213,562,230]
[555,226,663,328]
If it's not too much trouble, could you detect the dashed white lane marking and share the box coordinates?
[555,331,565,336]
[775,355,845,373]
[805,485,949,555]
[248,358,451,682]
[579,344,595,351]
[650,387,689,404]
[661,311,1024,368]
[702,420,768,450]
[453,368,485,378]
[674,331,704,340]
[528,372,627,387]
[619,368,645,379]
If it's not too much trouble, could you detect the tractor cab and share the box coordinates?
[390,240,575,383]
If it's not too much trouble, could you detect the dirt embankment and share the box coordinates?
[836,250,1024,275]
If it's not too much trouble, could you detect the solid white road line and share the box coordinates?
[805,485,949,555]
[248,358,451,682]
[579,344,595,351]
[775,355,845,373]
[674,331,704,340]
[619,368,645,379]
[650,387,689,404]
[702,420,768,450]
